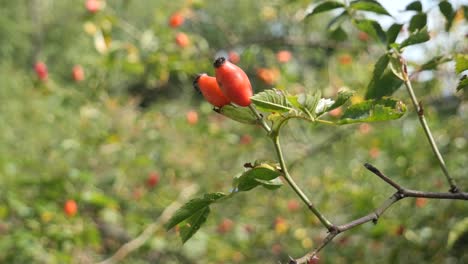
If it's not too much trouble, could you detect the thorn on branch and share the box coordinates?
[288,256,297,264]
[417,101,424,116]
[372,215,378,225]
[449,185,459,194]
[243,162,254,168]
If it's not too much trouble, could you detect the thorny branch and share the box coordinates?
[290,164,467,264]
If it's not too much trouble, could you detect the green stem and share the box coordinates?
[248,104,271,133]
[271,134,334,230]
[315,119,336,126]
[402,66,458,192]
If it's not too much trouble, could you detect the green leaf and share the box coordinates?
[365,70,403,99]
[306,1,345,17]
[251,89,293,113]
[456,75,468,92]
[447,217,468,250]
[409,13,427,32]
[328,26,348,41]
[400,29,430,48]
[216,105,257,124]
[319,88,355,115]
[365,54,390,99]
[389,54,405,81]
[373,54,390,81]
[455,54,468,74]
[327,10,349,31]
[288,92,321,119]
[235,163,282,192]
[179,206,210,243]
[406,1,422,12]
[386,23,403,46]
[165,192,226,231]
[256,177,283,190]
[439,1,454,31]
[419,55,451,71]
[338,98,406,124]
[350,0,391,16]
[353,19,386,43]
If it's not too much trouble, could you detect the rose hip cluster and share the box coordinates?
[193,57,253,107]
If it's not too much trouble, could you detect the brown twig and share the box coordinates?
[291,163,467,263]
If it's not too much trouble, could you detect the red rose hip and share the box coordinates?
[214,57,253,107]
[193,73,230,107]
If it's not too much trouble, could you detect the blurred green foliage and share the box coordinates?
[0,0,467,263]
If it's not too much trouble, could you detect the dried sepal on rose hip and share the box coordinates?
[213,57,253,107]
[193,73,231,108]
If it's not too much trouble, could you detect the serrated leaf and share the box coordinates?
[251,89,293,113]
[365,70,404,99]
[165,192,226,230]
[180,206,210,243]
[353,19,386,43]
[400,29,430,48]
[447,218,468,250]
[439,1,454,31]
[317,89,355,116]
[456,75,468,92]
[338,98,406,124]
[409,13,427,32]
[389,54,405,81]
[328,89,355,111]
[295,92,321,119]
[419,55,451,71]
[306,1,345,17]
[216,105,257,124]
[350,0,391,16]
[386,23,403,46]
[406,1,422,12]
[235,163,282,192]
[455,54,468,74]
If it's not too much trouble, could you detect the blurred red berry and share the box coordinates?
[359,123,372,135]
[228,51,240,64]
[34,61,48,81]
[72,65,85,82]
[338,54,352,65]
[256,67,280,85]
[85,0,101,13]
[415,197,428,208]
[308,255,320,264]
[369,147,380,159]
[186,110,198,125]
[169,12,184,28]
[287,199,300,212]
[64,199,77,217]
[276,50,292,63]
[147,172,160,188]
[328,107,342,117]
[358,31,369,42]
[240,134,252,145]
[175,32,189,48]
[217,218,234,234]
